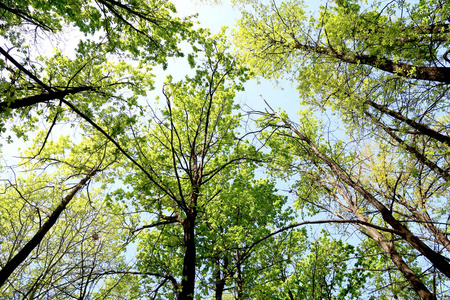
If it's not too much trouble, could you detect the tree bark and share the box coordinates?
[214,257,228,300]
[179,213,196,300]
[236,250,243,299]
[0,87,96,113]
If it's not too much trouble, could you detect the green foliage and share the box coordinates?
[0,166,127,298]
[104,35,304,298]
[0,0,193,142]
[3,0,450,299]
[235,0,450,298]
[276,231,368,300]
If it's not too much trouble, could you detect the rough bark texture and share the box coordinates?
[214,257,228,300]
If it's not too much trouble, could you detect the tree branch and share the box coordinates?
[366,99,450,147]
[0,87,95,113]
[276,40,450,83]
[131,218,181,234]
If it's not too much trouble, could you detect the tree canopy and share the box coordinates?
[1,0,450,299]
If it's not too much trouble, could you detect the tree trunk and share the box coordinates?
[355,210,436,300]
[236,250,243,299]
[288,41,450,84]
[214,257,228,300]
[179,214,196,300]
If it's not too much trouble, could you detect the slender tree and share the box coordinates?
[0,133,130,297]
[108,33,265,299]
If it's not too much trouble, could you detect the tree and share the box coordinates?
[234,0,450,298]
[1,2,307,298]
[0,134,130,298]
[6,0,450,298]
[105,33,303,299]
[0,0,191,292]
[0,0,191,142]
[276,231,367,300]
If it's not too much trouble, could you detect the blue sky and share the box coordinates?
[166,0,308,121]
[165,0,333,122]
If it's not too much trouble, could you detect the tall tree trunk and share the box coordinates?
[179,214,196,300]
[329,178,436,300]
[236,250,243,299]
[355,210,436,300]
[286,41,450,83]
[214,257,228,300]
